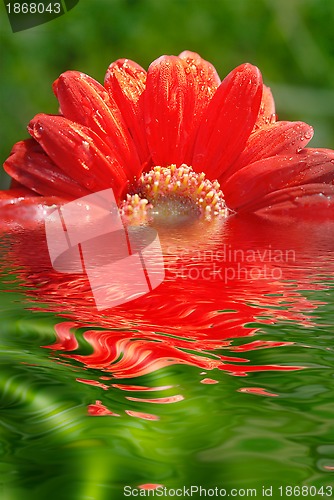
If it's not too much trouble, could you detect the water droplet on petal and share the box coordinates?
[34,125,44,139]
[82,140,90,152]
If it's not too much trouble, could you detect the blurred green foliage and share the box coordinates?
[1,0,334,189]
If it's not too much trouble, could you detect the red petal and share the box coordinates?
[104,59,150,167]
[28,114,128,200]
[144,55,200,167]
[53,71,141,179]
[253,84,276,130]
[4,139,90,199]
[224,150,334,212]
[253,184,334,220]
[178,51,221,159]
[0,186,38,204]
[179,51,221,89]
[192,63,263,179]
[9,179,23,189]
[0,190,63,229]
[220,121,314,182]
[290,148,334,183]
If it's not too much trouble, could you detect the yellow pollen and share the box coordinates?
[120,164,228,224]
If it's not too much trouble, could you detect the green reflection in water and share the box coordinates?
[1,245,334,499]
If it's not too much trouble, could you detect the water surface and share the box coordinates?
[0,215,334,499]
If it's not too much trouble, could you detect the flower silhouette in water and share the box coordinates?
[1,51,334,223]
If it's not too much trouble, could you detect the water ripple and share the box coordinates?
[1,215,334,406]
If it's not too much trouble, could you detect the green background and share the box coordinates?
[1,0,334,190]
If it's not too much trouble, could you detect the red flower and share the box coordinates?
[2,51,334,222]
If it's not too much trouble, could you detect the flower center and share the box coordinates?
[121,164,227,225]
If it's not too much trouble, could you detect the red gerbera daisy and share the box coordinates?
[1,50,334,223]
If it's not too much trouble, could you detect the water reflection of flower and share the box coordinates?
[3,216,334,393]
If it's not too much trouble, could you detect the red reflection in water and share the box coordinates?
[1,215,334,385]
[87,400,120,416]
[230,340,294,352]
[238,387,279,397]
[138,484,164,490]
[44,322,78,351]
[125,410,160,421]
[76,378,109,390]
[201,378,219,384]
[125,395,184,404]
[112,384,174,391]
[87,401,160,420]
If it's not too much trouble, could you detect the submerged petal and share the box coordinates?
[192,63,263,179]
[0,188,62,228]
[4,139,90,198]
[54,71,142,179]
[104,59,149,167]
[28,114,128,199]
[0,186,38,204]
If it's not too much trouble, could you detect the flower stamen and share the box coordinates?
[121,164,228,225]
